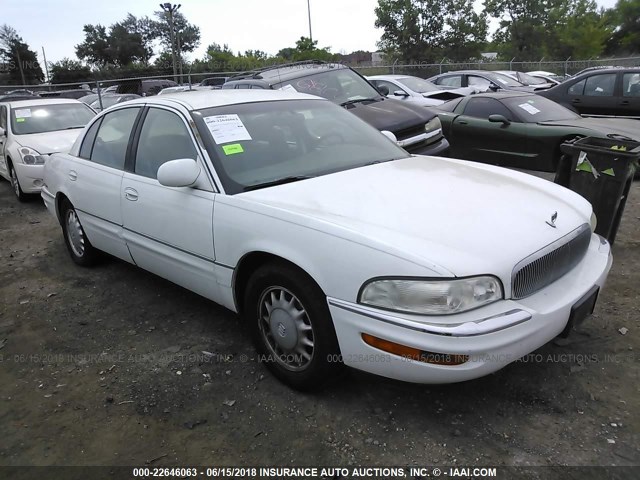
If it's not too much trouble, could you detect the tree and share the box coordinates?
[0,25,44,85]
[374,0,488,62]
[546,0,608,59]
[75,24,111,67]
[49,58,92,84]
[605,0,640,54]
[152,10,201,56]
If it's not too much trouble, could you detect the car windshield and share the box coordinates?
[10,103,95,135]
[397,76,440,93]
[518,72,548,85]
[488,72,525,87]
[502,95,581,122]
[192,99,410,194]
[274,69,381,104]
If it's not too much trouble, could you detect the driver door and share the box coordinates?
[120,106,220,301]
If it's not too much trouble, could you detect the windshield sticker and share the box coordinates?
[14,108,32,118]
[518,103,541,115]
[222,143,244,156]
[16,118,26,122]
[203,114,252,145]
[278,84,297,93]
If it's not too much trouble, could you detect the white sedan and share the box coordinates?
[367,75,476,107]
[42,90,612,390]
[0,98,95,201]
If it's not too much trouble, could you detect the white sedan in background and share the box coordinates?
[367,75,476,107]
[42,90,611,390]
[0,98,95,201]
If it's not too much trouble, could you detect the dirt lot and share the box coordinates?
[0,175,638,475]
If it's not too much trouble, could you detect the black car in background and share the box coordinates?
[222,60,448,156]
[538,67,640,118]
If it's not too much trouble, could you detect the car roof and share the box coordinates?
[5,98,84,108]
[118,89,325,110]
[366,75,418,81]
[231,62,350,84]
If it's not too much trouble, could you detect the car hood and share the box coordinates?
[540,118,640,140]
[239,156,592,280]
[345,97,436,133]
[14,129,83,155]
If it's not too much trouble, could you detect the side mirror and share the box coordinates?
[157,158,201,187]
[381,130,398,143]
[377,85,390,96]
[393,90,409,97]
[488,114,510,125]
[488,84,500,92]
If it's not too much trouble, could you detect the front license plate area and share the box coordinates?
[559,285,600,338]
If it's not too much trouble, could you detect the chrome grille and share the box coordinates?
[512,224,591,299]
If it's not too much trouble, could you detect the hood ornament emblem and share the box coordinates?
[546,211,558,228]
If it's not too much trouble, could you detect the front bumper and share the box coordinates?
[405,136,449,157]
[13,162,45,193]
[328,233,612,384]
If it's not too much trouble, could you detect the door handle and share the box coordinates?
[457,120,468,125]
[69,170,77,181]
[124,187,138,201]
[572,99,581,103]
[620,100,630,106]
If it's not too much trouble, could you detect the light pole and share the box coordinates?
[159,3,181,81]
[307,0,312,42]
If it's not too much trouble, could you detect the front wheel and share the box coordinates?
[244,262,342,391]
[61,199,99,266]
[8,162,27,202]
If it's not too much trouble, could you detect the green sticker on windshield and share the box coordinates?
[16,118,25,122]
[222,144,244,155]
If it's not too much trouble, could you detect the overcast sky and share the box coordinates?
[2,0,620,68]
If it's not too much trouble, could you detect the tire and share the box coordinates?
[243,262,343,391]
[60,199,99,266]
[8,161,28,202]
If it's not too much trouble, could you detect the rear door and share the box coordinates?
[450,97,530,167]
[620,72,640,118]
[64,107,141,262]
[564,72,619,116]
[120,106,219,301]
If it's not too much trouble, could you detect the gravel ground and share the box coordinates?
[0,175,638,477]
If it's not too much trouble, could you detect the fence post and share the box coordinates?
[565,56,571,77]
[539,57,544,70]
[95,75,103,111]
[439,57,446,74]
[392,58,398,75]
[510,57,516,70]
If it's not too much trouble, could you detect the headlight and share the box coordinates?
[424,117,442,134]
[359,276,503,315]
[19,147,47,165]
[590,212,597,232]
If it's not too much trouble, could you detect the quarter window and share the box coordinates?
[584,74,616,97]
[623,73,640,97]
[79,119,102,159]
[134,108,197,179]
[90,108,140,169]
[468,76,492,90]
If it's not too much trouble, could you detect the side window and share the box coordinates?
[78,119,102,159]
[376,80,403,95]
[584,74,616,97]
[90,108,140,169]
[134,108,197,179]
[623,73,640,97]
[236,84,250,89]
[250,85,265,89]
[468,76,492,90]
[462,98,513,120]
[438,75,462,88]
[568,79,585,95]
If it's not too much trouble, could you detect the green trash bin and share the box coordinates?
[559,136,639,245]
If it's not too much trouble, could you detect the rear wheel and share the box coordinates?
[60,199,99,266]
[8,161,27,202]
[243,262,342,391]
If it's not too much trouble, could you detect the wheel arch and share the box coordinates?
[54,192,71,226]
[232,251,325,316]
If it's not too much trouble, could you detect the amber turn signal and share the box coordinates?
[361,333,468,366]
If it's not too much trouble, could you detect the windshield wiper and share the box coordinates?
[243,175,312,192]
[340,97,379,107]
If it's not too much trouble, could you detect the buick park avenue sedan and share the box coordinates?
[42,90,612,390]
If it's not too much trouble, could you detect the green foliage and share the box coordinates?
[49,58,91,84]
[152,10,201,54]
[374,0,488,62]
[0,25,44,85]
[605,0,640,54]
